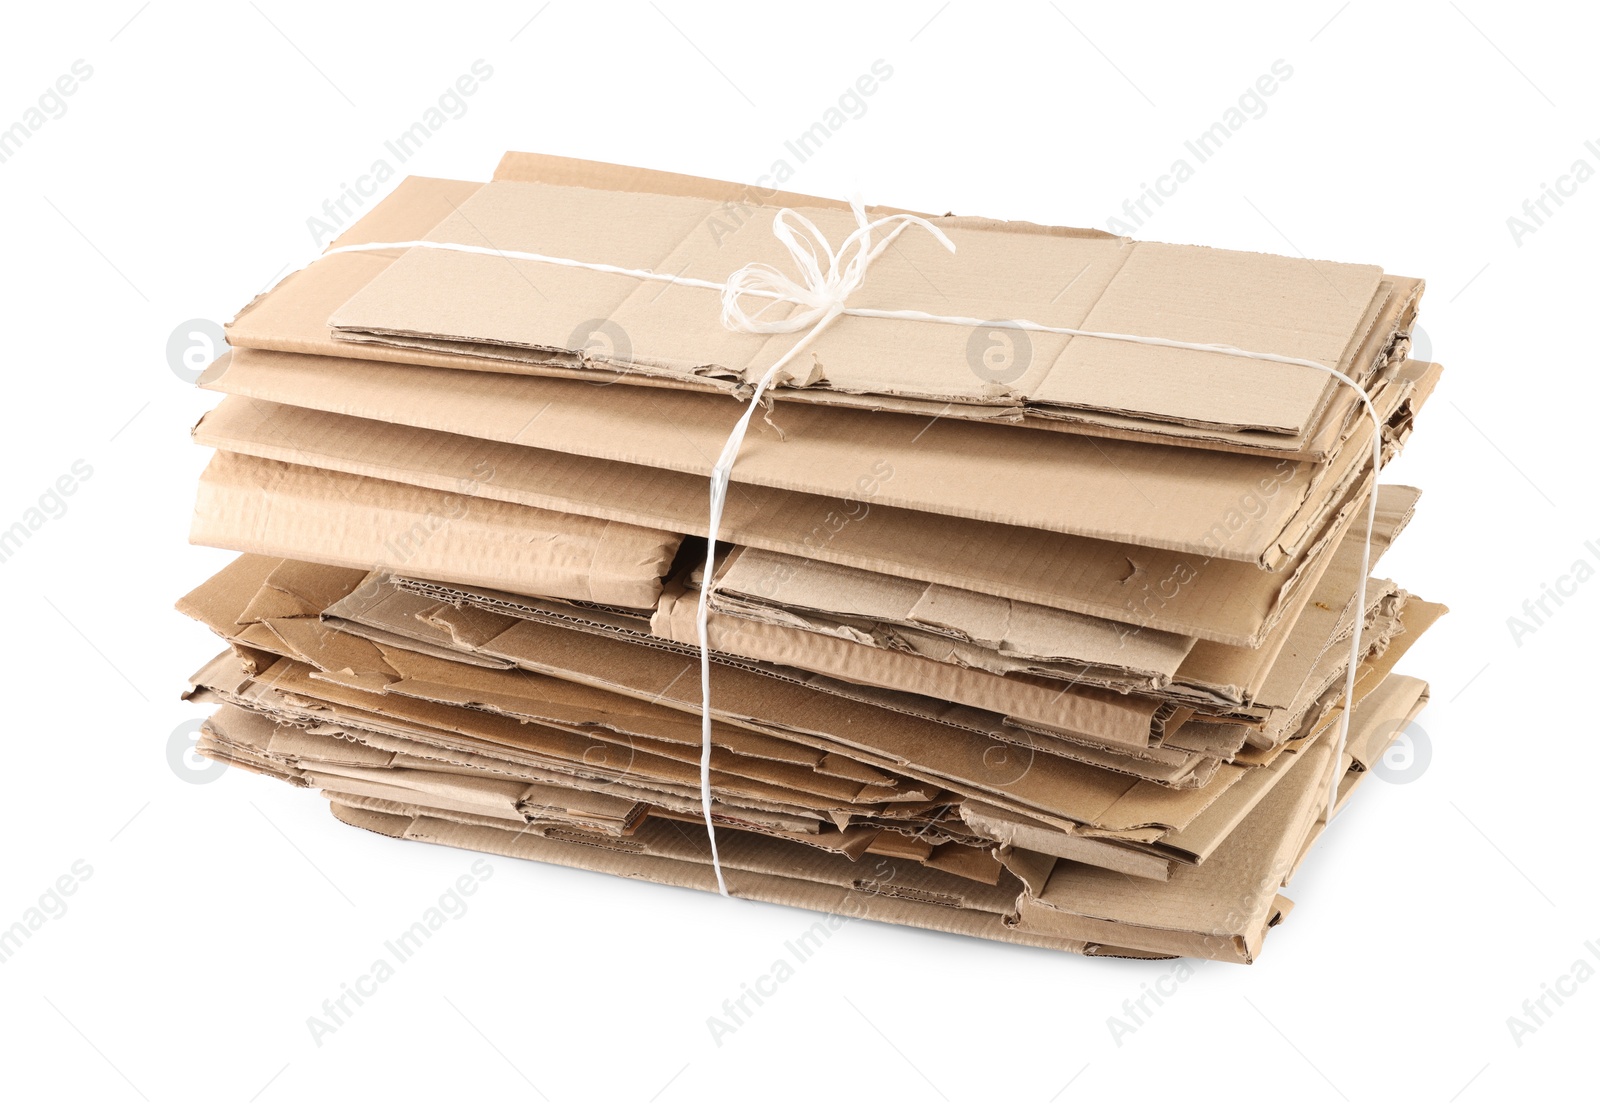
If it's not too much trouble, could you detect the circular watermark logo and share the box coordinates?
[1407,324,1432,365]
[166,318,226,384]
[965,321,1032,387]
[849,854,902,906]
[579,737,637,791]
[975,731,1035,787]
[167,718,227,784]
[1371,720,1431,784]
[568,318,633,387]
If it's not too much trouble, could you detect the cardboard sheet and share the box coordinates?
[199,349,1438,567]
[189,450,681,608]
[192,374,1435,645]
[700,484,1418,708]
[175,149,1446,963]
[1016,675,1429,962]
[329,179,1387,440]
[199,664,1424,963]
[222,155,1419,458]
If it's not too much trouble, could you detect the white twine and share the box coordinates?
[321,202,1382,894]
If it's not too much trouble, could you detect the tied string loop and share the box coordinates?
[720,201,955,335]
[310,202,1381,898]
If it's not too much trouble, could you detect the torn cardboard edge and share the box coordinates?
[189,449,682,609]
[1019,675,1430,962]
[277,666,1425,963]
[177,550,1440,878]
[697,483,1417,715]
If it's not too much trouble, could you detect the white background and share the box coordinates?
[2,1,1595,1100]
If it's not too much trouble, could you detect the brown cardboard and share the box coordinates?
[328,178,1388,441]
[182,559,928,805]
[181,524,1433,851]
[372,579,1423,851]
[174,149,1447,962]
[384,536,1425,791]
[700,484,1418,708]
[379,485,1412,750]
[385,569,1235,790]
[226,158,1416,460]
[1255,597,1446,753]
[480,153,1418,458]
[185,564,1138,871]
[189,450,681,608]
[1015,674,1429,962]
[654,572,1172,749]
[181,540,1433,908]
[329,801,1122,955]
[193,649,904,826]
[1173,485,1419,708]
[199,348,1437,568]
[183,555,1320,866]
[283,664,1423,962]
[199,704,947,864]
[707,544,1195,684]
[192,370,1434,644]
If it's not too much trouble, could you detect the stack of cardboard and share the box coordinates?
[178,152,1443,962]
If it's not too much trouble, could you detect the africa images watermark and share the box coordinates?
[704,856,900,1047]
[307,59,496,246]
[1369,718,1431,785]
[0,459,95,566]
[747,457,895,596]
[0,859,94,966]
[1504,138,1600,247]
[0,59,94,168]
[1506,938,1600,1047]
[306,858,495,1047]
[1106,59,1295,234]
[1113,458,1299,650]
[1106,960,1201,1045]
[706,58,896,246]
[1505,537,1600,646]
[372,458,496,577]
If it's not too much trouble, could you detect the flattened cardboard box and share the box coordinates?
[269,671,1424,963]
[182,149,1447,962]
[198,343,1439,568]
[330,177,1386,435]
[192,372,1437,644]
[482,152,1418,458]
[364,537,1429,761]
[482,155,1419,462]
[656,529,1414,742]
[191,648,1006,883]
[701,483,1417,710]
[653,575,1178,751]
[198,705,998,880]
[178,551,1439,879]
[189,649,900,828]
[1015,673,1429,962]
[178,561,917,816]
[355,566,1441,868]
[190,450,682,608]
[346,575,1236,791]
[222,154,1418,457]
[186,557,1202,863]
